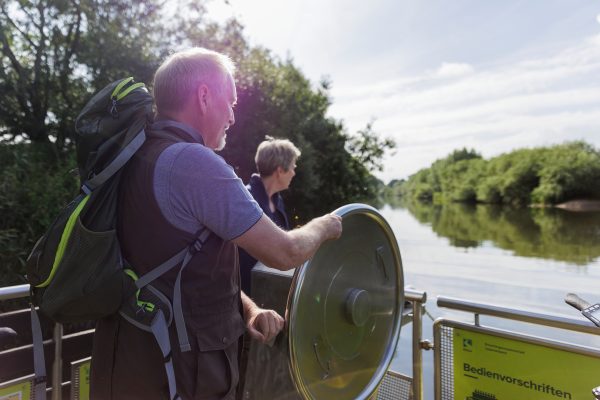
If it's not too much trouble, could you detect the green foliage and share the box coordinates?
[0,0,167,152]
[346,122,396,173]
[398,142,600,206]
[444,148,482,163]
[0,3,394,286]
[532,142,600,204]
[0,143,78,285]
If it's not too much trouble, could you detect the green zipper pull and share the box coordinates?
[110,98,119,118]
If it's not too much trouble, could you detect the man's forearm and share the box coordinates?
[233,213,342,271]
[284,216,335,266]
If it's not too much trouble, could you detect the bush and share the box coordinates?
[0,144,78,285]
[532,142,600,204]
[402,141,600,206]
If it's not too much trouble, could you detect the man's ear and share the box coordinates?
[196,84,210,115]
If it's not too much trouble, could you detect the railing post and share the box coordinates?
[51,323,63,400]
[405,288,428,400]
[412,300,423,400]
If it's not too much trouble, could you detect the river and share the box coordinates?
[381,202,600,399]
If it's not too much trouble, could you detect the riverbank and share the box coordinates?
[555,199,600,212]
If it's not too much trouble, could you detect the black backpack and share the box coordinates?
[26,77,150,322]
[25,78,201,400]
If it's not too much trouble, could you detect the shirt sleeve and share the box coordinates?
[153,142,263,240]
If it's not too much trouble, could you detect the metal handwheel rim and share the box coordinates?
[287,203,405,400]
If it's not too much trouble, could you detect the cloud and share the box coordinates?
[435,62,475,77]
[328,35,600,182]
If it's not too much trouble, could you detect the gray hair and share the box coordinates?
[153,47,236,115]
[255,136,301,177]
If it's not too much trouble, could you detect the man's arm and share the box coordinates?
[233,213,342,270]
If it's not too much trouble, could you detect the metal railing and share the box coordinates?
[0,284,29,301]
[437,295,600,335]
[1,284,429,400]
[435,295,600,400]
[0,284,63,400]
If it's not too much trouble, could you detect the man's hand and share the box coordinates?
[315,213,343,240]
[241,291,284,344]
[245,307,284,344]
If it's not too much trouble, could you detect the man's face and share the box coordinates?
[205,73,237,150]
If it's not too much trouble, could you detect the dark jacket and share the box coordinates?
[239,174,289,295]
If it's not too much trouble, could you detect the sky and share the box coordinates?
[206,0,600,183]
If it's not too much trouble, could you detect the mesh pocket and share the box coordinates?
[40,216,126,322]
[26,195,86,286]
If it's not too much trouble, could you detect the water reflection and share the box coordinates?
[379,200,600,399]
[392,200,600,265]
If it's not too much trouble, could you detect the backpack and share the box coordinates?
[26,77,150,323]
[25,78,201,400]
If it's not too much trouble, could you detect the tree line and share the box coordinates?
[387,141,600,206]
[0,0,393,286]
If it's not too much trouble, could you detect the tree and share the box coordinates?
[0,0,165,155]
[532,141,600,204]
[400,141,600,206]
[346,121,396,172]
[0,6,395,287]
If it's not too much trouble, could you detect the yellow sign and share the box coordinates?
[0,378,31,400]
[453,327,600,400]
[73,359,91,400]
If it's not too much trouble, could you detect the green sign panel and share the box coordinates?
[73,359,91,400]
[0,379,31,400]
[453,327,600,400]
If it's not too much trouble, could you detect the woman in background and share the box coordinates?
[239,137,301,296]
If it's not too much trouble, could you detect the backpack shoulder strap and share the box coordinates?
[30,305,47,399]
[119,227,212,399]
[131,227,212,351]
[81,128,146,194]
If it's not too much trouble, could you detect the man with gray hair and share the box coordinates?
[90,47,342,400]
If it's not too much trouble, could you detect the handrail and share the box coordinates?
[437,295,600,335]
[0,284,63,400]
[405,287,426,303]
[0,284,29,301]
[0,283,428,307]
[2,283,429,400]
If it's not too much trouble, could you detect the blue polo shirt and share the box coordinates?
[153,140,263,241]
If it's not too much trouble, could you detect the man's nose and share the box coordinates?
[229,110,235,126]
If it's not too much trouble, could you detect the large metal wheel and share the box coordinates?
[287,204,404,400]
